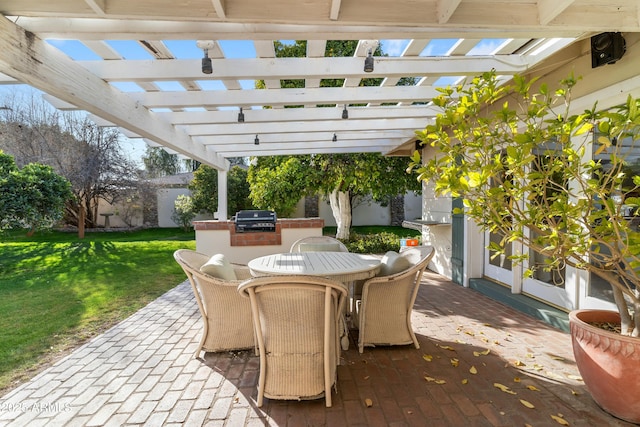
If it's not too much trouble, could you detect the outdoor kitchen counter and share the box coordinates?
[193,218,325,264]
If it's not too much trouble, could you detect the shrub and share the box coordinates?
[344,232,406,254]
[171,194,196,232]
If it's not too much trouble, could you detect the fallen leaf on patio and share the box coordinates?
[473,349,491,357]
[520,399,535,409]
[513,377,521,382]
[451,358,459,367]
[550,414,569,425]
[465,331,475,336]
[525,424,533,427]
[494,383,517,394]
[456,339,467,344]
[423,354,433,362]
[439,345,455,351]
[566,374,583,381]
[551,355,565,360]
[526,385,540,391]
[514,360,526,367]
[461,379,468,384]
[481,337,489,343]
[526,353,535,358]
[532,364,544,371]
[570,389,580,395]
[493,340,501,345]
[469,366,478,374]
[363,375,370,380]
[425,375,446,384]
[364,398,373,407]
[407,410,413,415]
[483,323,492,327]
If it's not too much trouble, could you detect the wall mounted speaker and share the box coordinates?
[591,32,626,68]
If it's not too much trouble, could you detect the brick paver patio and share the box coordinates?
[0,271,634,426]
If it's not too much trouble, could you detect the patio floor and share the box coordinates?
[0,271,634,427]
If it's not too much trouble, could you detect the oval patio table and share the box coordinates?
[248,251,381,349]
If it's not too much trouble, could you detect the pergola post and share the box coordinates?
[217,169,228,221]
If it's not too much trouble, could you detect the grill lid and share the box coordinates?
[234,210,277,222]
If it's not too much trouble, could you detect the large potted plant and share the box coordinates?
[409,71,640,423]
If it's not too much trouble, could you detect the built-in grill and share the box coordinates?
[234,210,277,233]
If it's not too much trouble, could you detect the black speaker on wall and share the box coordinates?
[591,32,626,68]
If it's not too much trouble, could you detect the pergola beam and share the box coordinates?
[0,16,228,171]
[129,86,442,109]
[76,55,530,81]
[13,18,594,41]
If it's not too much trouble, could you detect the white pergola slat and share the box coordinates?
[0,1,639,172]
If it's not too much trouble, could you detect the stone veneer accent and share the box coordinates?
[193,218,324,247]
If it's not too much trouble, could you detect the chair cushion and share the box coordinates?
[200,254,237,280]
[378,251,412,276]
[299,242,342,252]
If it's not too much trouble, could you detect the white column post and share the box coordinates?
[217,169,228,220]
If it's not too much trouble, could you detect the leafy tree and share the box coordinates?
[248,156,313,217]
[0,92,141,237]
[190,164,254,216]
[248,153,420,237]
[0,151,72,234]
[142,146,193,178]
[227,166,253,215]
[409,71,640,336]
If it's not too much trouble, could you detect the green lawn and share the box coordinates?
[0,228,195,394]
[0,225,419,395]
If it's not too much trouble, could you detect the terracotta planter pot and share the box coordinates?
[569,309,640,424]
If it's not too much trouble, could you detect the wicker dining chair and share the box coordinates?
[289,236,349,253]
[173,249,255,358]
[354,246,435,353]
[238,275,348,407]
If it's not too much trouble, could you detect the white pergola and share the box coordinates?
[0,2,639,203]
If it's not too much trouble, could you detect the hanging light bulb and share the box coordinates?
[364,49,374,73]
[237,107,245,123]
[254,135,260,145]
[201,49,212,74]
[342,105,348,119]
[332,133,337,142]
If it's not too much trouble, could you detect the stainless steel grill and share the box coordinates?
[233,210,277,233]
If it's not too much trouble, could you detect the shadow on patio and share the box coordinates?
[0,271,634,426]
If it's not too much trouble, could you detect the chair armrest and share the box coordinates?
[232,264,253,280]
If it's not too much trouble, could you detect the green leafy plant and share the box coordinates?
[0,151,72,234]
[409,71,640,336]
[171,194,196,231]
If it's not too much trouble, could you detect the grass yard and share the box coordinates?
[0,228,195,395]
[0,224,420,396]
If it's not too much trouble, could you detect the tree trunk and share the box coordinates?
[78,205,85,239]
[390,194,405,226]
[329,189,351,239]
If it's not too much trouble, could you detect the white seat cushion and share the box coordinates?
[378,251,412,276]
[200,254,237,280]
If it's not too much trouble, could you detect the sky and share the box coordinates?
[1,37,506,165]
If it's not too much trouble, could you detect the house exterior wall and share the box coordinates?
[318,193,422,226]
